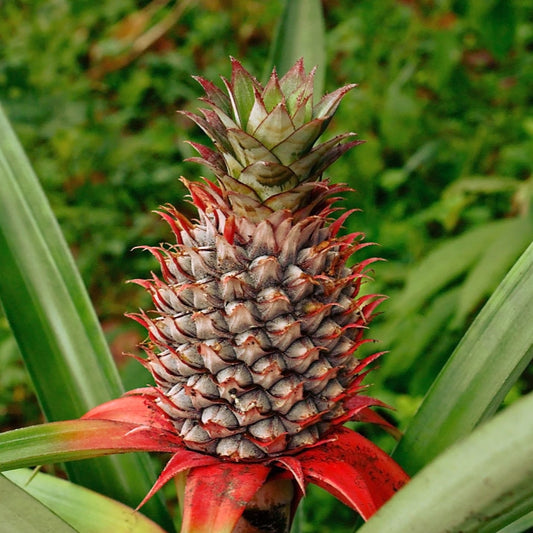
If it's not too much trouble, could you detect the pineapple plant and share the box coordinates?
[104,58,407,530]
[0,59,409,533]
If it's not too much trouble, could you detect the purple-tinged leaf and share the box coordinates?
[185,141,226,170]
[193,76,231,115]
[313,84,357,119]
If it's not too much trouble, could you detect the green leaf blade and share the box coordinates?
[0,473,77,533]
[5,469,167,533]
[0,105,174,530]
[357,392,533,533]
[452,216,533,328]
[394,240,533,474]
[0,475,76,533]
[0,104,122,413]
[390,219,515,318]
[267,0,326,93]
[0,420,130,470]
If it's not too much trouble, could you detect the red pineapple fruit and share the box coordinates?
[82,59,408,532]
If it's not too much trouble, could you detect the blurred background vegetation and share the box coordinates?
[1,0,532,531]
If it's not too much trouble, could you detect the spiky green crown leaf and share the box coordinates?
[183,58,362,206]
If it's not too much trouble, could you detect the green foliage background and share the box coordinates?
[1,1,532,531]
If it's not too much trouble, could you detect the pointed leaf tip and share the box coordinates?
[192,76,231,114]
[136,448,220,510]
[225,58,260,130]
[314,84,358,119]
[279,57,307,96]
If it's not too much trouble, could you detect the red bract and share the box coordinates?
[81,389,408,532]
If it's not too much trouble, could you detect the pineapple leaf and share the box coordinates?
[247,86,270,133]
[390,218,521,317]
[271,117,328,165]
[378,288,459,380]
[278,58,307,98]
[452,216,533,328]
[239,161,298,198]
[289,133,361,180]
[267,0,326,95]
[0,113,122,415]
[0,473,76,532]
[356,391,533,533]
[497,511,533,533]
[313,84,358,120]
[252,101,295,150]
[226,128,280,166]
[262,69,284,113]
[393,240,533,474]
[193,75,231,115]
[224,58,259,131]
[135,449,221,511]
[0,418,182,471]
[5,469,167,533]
[0,105,174,530]
[297,428,408,521]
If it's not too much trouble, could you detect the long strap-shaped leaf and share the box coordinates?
[357,391,533,533]
[0,473,76,533]
[0,105,174,530]
[0,419,184,470]
[394,240,533,474]
[5,469,167,533]
[267,0,326,93]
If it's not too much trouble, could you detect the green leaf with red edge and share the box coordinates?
[224,57,259,130]
[180,462,271,533]
[297,428,409,520]
[0,418,183,472]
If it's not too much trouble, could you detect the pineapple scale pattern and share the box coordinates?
[132,180,380,461]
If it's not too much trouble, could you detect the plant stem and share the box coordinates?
[233,477,295,533]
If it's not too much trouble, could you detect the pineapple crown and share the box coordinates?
[182,58,363,208]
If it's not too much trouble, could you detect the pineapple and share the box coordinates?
[130,58,383,461]
[79,59,408,531]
